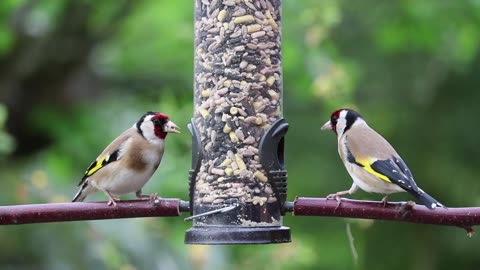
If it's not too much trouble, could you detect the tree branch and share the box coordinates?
[292,197,480,235]
[0,199,185,225]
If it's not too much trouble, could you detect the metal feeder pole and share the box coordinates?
[185,0,290,244]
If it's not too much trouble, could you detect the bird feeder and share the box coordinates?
[185,0,290,244]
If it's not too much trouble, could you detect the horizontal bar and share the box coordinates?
[4,196,479,233]
[0,199,183,225]
[293,197,480,230]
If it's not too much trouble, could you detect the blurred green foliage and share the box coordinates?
[0,104,15,156]
[0,0,480,269]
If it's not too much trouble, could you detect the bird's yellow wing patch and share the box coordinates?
[77,149,121,187]
[86,155,107,177]
[355,157,392,183]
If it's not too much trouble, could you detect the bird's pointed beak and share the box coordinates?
[164,120,181,133]
[321,120,332,131]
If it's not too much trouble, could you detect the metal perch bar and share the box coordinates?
[0,199,184,225]
[291,197,480,233]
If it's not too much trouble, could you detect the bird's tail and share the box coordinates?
[72,189,86,202]
[415,188,444,209]
[72,182,90,202]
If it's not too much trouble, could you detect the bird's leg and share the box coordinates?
[136,190,159,201]
[381,194,389,207]
[104,192,119,207]
[327,184,358,209]
[135,190,150,199]
[327,190,350,210]
[326,190,351,200]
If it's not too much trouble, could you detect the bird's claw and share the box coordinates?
[107,197,119,207]
[381,195,389,207]
[326,190,350,201]
[326,193,344,210]
[326,193,338,200]
[136,190,159,200]
[149,193,160,202]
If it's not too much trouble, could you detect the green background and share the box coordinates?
[1,0,479,269]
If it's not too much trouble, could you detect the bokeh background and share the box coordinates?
[1,0,480,269]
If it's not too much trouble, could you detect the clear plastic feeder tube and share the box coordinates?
[185,0,290,244]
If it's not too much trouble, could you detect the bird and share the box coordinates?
[72,111,180,206]
[321,108,443,209]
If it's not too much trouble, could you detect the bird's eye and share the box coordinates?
[331,115,338,123]
[153,118,166,126]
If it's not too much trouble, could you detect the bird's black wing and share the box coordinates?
[370,157,420,193]
[76,148,121,187]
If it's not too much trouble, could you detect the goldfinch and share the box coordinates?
[321,108,443,209]
[72,112,180,206]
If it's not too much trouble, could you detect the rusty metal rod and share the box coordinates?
[292,197,480,233]
[0,199,183,225]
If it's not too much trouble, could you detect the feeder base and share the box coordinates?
[184,226,291,245]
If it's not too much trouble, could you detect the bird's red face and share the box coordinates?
[321,109,363,137]
[137,112,180,141]
[330,109,342,135]
[151,113,180,139]
[321,109,343,135]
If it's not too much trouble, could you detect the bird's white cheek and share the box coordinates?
[336,126,345,137]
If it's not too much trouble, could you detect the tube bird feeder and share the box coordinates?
[185,0,290,244]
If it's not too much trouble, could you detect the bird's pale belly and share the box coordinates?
[348,163,404,194]
[91,167,156,196]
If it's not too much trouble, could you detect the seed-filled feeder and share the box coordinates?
[185,0,290,244]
